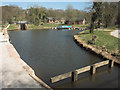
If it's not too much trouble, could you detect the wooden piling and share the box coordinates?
[72,70,78,82]
[91,65,96,75]
[50,60,113,83]
[109,60,114,68]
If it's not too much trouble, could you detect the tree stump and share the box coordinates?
[92,35,97,42]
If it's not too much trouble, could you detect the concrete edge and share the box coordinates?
[6,32,52,89]
[74,33,120,65]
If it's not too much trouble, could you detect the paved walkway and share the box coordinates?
[110,30,120,39]
[0,32,42,89]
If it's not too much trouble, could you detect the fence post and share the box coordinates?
[91,65,96,75]
[109,60,114,68]
[72,70,78,82]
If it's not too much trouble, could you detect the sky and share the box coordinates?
[1,2,93,11]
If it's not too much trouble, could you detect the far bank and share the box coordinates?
[74,29,120,64]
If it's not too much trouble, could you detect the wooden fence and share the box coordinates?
[50,60,114,83]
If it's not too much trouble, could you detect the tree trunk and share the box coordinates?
[105,23,108,28]
[90,22,94,33]
[90,15,95,33]
[97,20,101,28]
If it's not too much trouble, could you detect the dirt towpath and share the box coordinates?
[110,30,120,39]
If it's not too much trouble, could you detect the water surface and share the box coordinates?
[9,30,119,88]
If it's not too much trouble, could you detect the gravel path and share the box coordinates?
[110,30,120,39]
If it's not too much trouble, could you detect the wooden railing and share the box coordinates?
[50,60,114,83]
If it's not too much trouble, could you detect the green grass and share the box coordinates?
[41,23,62,27]
[2,24,8,30]
[28,24,89,29]
[2,24,18,30]
[8,24,18,30]
[2,24,89,30]
[72,24,89,27]
[28,24,62,29]
[105,26,117,30]
[101,25,118,30]
[28,24,40,29]
[40,23,89,28]
[78,30,120,55]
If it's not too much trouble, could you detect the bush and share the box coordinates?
[40,22,44,25]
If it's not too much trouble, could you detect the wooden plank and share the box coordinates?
[76,66,91,74]
[50,72,72,83]
[94,60,109,68]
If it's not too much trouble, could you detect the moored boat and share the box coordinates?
[57,25,73,30]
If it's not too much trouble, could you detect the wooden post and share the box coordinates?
[109,60,114,68]
[91,65,96,75]
[72,71,78,82]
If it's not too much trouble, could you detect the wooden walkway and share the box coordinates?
[50,60,114,83]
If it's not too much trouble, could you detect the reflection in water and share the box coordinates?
[9,30,119,88]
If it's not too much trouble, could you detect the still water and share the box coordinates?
[9,30,119,88]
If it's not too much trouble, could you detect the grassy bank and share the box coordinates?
[2,24,91,30]
[5,24,117,31]
[8,24,18,30]
[2,24,8,30]
[78,30,120,57]
[28,24,61,29]
[72,24,89,27]
[26,24,89,29]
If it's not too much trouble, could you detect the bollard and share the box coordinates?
[72,71,78,82]
[91,65,96,75]
[109,60,114,68]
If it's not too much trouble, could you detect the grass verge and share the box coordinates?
[8,24,18,30]
[28,24,89,29]
[78,30,120,57]
[28,24,62,29]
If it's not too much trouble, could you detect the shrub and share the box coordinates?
[40,22,44,25]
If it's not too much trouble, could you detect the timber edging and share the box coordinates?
[73,34,120,65]
[50,60,114,83]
